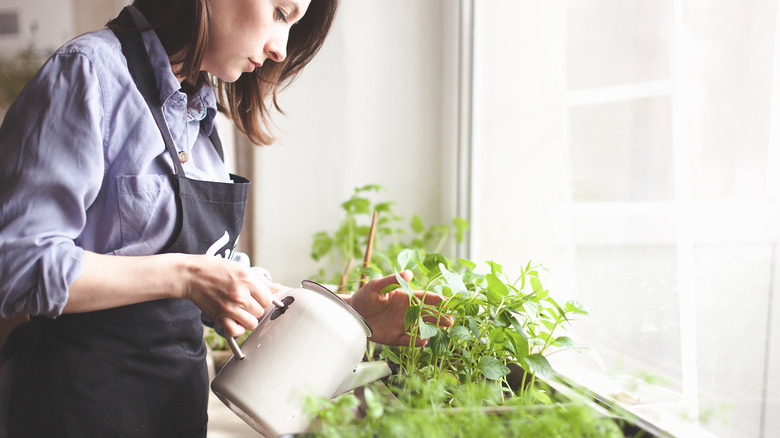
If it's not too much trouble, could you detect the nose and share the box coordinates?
[265,29,289,63]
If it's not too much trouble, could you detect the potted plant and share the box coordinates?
[304,185,672,437]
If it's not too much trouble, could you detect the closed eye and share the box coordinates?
[275,7,288,23]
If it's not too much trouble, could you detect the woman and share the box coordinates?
[0,1,447,436]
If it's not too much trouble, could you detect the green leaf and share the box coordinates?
[522,353,555,379]
[419,322,439,339]
[359,265,382,280]
[440,264,468,296]
[404,306,421,331]
[487,327,508,351]
[423,254,449,277]
[381,346,401,365]
[396,248,418,271]
[395,272,415,297]
[478,356,511,380]
[565,300,589,315]
[452,217,470,243]
[355,184,384,193]
[468,318,481,338]
[544,297,568,321]
[486,261,504,276]
[342,196,371,214]
[411,214,425,233]
[530,276,543,294]
[484,275,505,305]
[456,257,476,271]
[380,283,401,295]
[506,314,527,339]
[362,386,385,419]
[416,257,431,277]
[427,328,449,355]
[374,201,394,213]
[529,388,553,405]
[449,325,472,340]
[553,335,577,348]
[310,232,332,261]
[507,330,529,357]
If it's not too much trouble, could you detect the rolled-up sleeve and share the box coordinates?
[0,50,105,317]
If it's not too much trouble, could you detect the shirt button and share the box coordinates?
[178,151,188,163]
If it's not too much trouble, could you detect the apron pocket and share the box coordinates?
[115,174,177,256]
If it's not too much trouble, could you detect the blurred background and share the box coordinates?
[1,1,778,437]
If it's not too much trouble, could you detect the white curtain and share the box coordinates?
[472,1,780,437]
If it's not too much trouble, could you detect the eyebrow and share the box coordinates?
[287,0,301,21]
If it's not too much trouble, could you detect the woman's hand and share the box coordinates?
[346,270,452,347]
[182,255,279,337]
[66,252,280,338]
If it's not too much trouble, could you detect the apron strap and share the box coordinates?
[209,128,225,163]
[112,8,228,174]
[112,8,186,176]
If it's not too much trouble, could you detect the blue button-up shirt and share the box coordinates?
[0,6,230,318]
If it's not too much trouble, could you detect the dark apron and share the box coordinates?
[5,8,250,438]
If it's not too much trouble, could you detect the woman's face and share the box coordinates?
[203,0,311,82]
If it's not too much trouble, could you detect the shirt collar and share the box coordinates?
[189,86,218,137]
[126,5,217,136]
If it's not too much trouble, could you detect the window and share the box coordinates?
[0,12,19,36]
[471,1,780,437]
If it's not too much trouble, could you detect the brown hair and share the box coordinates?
[114,0,338,145]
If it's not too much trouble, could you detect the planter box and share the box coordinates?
[287,373,676,438]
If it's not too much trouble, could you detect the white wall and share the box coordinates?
[0,0,74,54]
[0,0,128,56]
[248,0,457,286]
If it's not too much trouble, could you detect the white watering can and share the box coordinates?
[210,280,392,437]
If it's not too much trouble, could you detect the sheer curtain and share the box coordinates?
[471,1,779,437]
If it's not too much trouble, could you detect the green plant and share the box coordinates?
[310,184,468,291]
[311,185,586,400]
[308,378,626,438]
[377,253,587,403]
[302,185,655,437]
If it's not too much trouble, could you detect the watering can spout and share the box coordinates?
[332,361,392,396]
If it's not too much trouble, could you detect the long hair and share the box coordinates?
[112,0,338,145]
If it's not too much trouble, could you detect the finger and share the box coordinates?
[400,333,428,348]
[369,270,414,293]
[219,298,262,333]
[253,268,285,294]
[247,277,275,310]
[414,292,453,326]
[416,290,447,305]
[235,306,262,330]
[421,312,454,327]
[413,338,428,348]
[218,316,249,338]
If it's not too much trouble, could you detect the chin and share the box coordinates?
[222,72,245,83]
[207,68,244,83]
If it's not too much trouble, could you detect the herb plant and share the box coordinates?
[303,185,621,436]
[308,379,626,438]
[310,184,468,291]
[376,252,588,403]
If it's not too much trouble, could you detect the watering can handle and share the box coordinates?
[225,296,286,360]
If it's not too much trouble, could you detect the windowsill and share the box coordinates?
[548,351,720,438]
